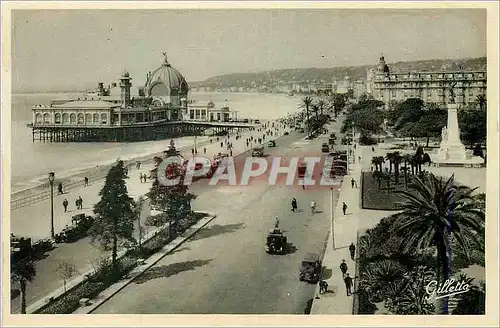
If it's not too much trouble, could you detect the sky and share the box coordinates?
[11,8,486,92]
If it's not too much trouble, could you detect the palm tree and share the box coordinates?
[372,171,383,190]
[393,152,403,186]
[391,173,485,314]
[402,154,413,188]
[385,152,395,174]
[11,258,37,314]
[371,156,385,172]
[300,97,313,135]
[381,171,392,193]
[316,99,326,116]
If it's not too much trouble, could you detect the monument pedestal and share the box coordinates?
[431,104,484,168]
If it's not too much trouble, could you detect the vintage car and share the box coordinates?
[321,143,330,153]
[299,252,322,283]
[266,228,288,254]
[268,140,276,147]
[252,146,265,157]
[54,214,94,243]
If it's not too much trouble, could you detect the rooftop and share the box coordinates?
[51,100,120,109]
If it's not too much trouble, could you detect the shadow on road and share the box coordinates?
[169,246,190,256]
[321,267,333,280]
[285,243,298,255]
[189,223,245,241]
[304,298,313,314]
[134,259,213,284]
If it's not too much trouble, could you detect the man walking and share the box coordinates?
[340,259,348,277]
[204,147,207,155]
[349,242,356,260]
[84,176,89,187]
[291,198,298,212]
[62,199,68,212]
[342,202,347,215]
[351,178,356,188]
[344,273,354,296]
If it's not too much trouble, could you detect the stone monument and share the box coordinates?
[432,87,484,167]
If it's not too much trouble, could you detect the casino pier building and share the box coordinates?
[29,55,246,142]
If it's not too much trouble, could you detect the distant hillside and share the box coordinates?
[190,57,486,90]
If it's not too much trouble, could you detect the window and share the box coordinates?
[190,110,194,120]
[35,113,42,124]
[55,113,61,124]
[62,113,69,124]
[93,113,99,124]
[85,113,92,124]
[77,114,84,125]
[70,113,77,124]
[101,113,107,124]
[43,113,50,124]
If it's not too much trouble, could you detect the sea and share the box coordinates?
[9,92,302,193]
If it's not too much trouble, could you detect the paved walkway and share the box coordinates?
[310,142,398,314]
[11,121,288,313]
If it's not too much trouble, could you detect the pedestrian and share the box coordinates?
[75,198,80,210]
[371,146,375,152]
[210,138,212,144]
[342,202,347,215]
[140,173,143,183]
[230,150,233,157]
[191,148,194,155]
[291,198,298,212]
[204,147,207,155]
[344,273,354,296]
[78,196,83,209]
[340,260,348,277]
[221,141,223,148]
[84,176,89,186]
[319,280,329,294]
[62,199,68,212]
[302,184,305,190]
[349,242,356,260]
[137,160,141,169]
[310,200,316,214]
[351,178,355,188]
[358,156,361,163]
[58,182,64,195]
[195,148,198,155]
[143,173,148,183]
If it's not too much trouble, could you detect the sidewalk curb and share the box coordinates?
[71,212,217,314]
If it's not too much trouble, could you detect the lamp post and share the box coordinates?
[330,188,335,250]
[48,172,55,238]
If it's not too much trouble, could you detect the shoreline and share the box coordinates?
[10,116,294,207]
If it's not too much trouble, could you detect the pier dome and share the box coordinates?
[145,54,188,106]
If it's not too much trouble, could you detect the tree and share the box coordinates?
[55,260,78,297]
[331,93,346,117]
[476,94,486,111]
[392,173,485,314]
[147,144,197,238]
[11,257,36,314]
[459,107,487,148]
[316,99,327,116]
[453,280,485,314]
[408,109,447,147]
[90,160,136,271]
[392,98,425,130]
[385,266,435,315]
[133,196,146,252]
[401,154,413,189]
[392,152,403,186]
[371,156,385,172]
[300,97,313,134]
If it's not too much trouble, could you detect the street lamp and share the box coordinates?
[330,188,335,250]
[48,172,55,238]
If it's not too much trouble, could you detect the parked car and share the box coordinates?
[252,146,265,157]
[321,143,330,153]
[299,253,322,283]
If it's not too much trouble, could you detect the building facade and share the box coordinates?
[368,56,487,108]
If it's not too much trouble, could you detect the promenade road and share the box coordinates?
[10,123,285,313]
[93,119,343,314]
